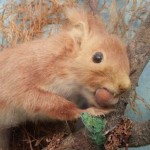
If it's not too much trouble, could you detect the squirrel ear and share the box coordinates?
[64,7,88,45]
[70,22,85,45]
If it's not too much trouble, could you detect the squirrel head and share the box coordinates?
[63,7,131,106]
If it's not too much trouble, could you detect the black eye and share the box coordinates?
[92,52,103,63]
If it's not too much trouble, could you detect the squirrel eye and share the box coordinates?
[92,52,103,63]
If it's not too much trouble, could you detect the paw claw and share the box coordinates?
[84,107,107,117]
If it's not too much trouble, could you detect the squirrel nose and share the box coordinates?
[119,86,127,93]
[118,78,131,93]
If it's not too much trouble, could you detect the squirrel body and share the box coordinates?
[0,7,131,149]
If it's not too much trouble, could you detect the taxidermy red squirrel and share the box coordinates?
[0,6,131,149]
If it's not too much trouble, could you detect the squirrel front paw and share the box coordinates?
[83,107,114,117]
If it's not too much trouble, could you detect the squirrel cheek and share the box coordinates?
[95,89,114,106]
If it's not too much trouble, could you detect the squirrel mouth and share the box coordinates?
[102,88,116,96]
[95,88,118,106]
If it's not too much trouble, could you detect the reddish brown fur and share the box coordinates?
[0,6,131,149]
[0,101,5,109]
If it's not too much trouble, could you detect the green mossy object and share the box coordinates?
[81,112,107,145]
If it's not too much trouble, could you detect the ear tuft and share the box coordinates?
[64,7,88,45]
[64,7,87,26]
[63,6,105,45]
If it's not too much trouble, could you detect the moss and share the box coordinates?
[81,112,106,145]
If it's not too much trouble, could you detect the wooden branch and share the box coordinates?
[128,13,150,88]
[129,121,150,147]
